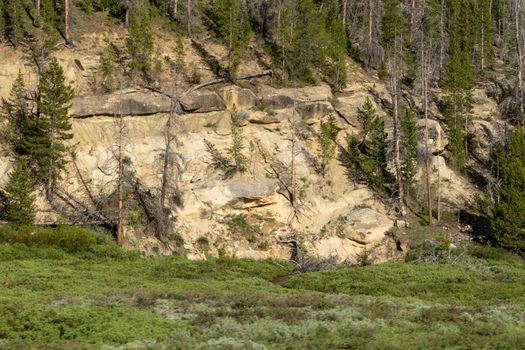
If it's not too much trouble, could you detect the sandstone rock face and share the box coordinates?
[180,90,227,113]
[71,90,172,117]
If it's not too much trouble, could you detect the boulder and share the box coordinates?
[339,208,393,245]
[225,177,279,209]
[180,90,226,113]
[247,110,290,124]
[258,84,332,109]
[219,85,258,111]
[72,90,172,117]
[417,119,448,155]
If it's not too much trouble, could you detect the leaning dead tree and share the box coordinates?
[154,90,185,239]
[143,69,273,103]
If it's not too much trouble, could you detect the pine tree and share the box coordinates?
[346,97,391,191]
[323,6,348,90]
[490,128,525,253]
[4,159,36,227]
[36,58,75,193]
[2,0,26,47]
[204,0,252,79]
[380,0,407,52]
[125,2,155,81]
[2,71,30,148]
[227,105,247,173]
[442,0,474,171]
[100,41,118,90]
[277,0,324,84]
[317,115,339,175]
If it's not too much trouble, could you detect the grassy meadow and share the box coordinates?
[0,227,524,349]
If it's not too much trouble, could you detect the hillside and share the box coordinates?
[1,0,515,263]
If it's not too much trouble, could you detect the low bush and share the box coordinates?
[0,225,120,256]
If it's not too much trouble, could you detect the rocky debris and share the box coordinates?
[258,84,332,109]
[71,90,172,117]
[339,208,394,245]
[417,119,448,155]
[219,85,258,111]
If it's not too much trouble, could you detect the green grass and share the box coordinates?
[0,231,524,349]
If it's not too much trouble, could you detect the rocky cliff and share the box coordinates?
[0,34,501,264]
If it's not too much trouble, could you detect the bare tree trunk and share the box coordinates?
[516,0,524,116]
[422,44,433,225]
[389,56,406,216]
[290,102,297,208]
[187,0,192,37]
[116,80,125,246]
[481,8,485,71]
[172,0,178,18]
[124,0,131,29]
[368,0,373,66]
[342,0,348,28]
[410,0,416,45]
[35,0,41,23]
[155,102,175,239]
[439,0,445,75]
[64,0,72,44]
[437,157,441,222]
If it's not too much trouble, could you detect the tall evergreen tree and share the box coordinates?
[442,0,474,171]
[490,128,525,253]
[4,159,36,227]
[346,97,391,191]
[36,58,74,193]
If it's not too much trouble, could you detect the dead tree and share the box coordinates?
[515,0,524,116]
[64,0,72,44]
[187,0,192,37]
[388,51,406,216]
[124,0,131,29]
[115,79,127,246]
[421,42,433,224]
[155,97,184,239]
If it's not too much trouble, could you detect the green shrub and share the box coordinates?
[30,227,96,253]
[0,226,101,254]
[468,244,520,262]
